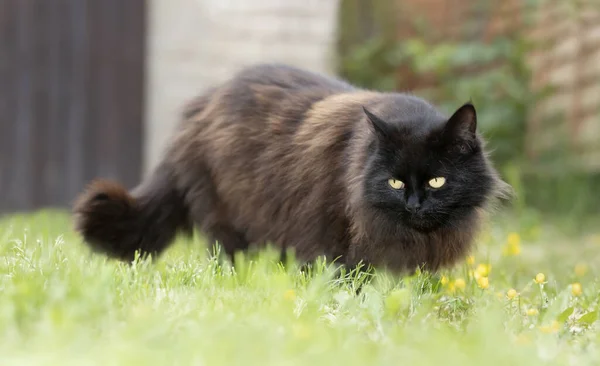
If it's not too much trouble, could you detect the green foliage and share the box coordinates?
[520,172,600,226]
[1,211,600,364]
[338,35,546,170]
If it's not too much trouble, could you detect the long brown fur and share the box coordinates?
[73,63,510,273]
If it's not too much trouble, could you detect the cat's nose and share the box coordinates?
[406,202,421,214]
[406,195,421,213]
[406,200,421,214]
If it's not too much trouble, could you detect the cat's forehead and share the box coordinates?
[388,135,450,174]
[385,121,446,156]
[395,138,441,161]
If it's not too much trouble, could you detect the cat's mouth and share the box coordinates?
[405,213,442,232]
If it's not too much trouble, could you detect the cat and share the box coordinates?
[73,63,511,274]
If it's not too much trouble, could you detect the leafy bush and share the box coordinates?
[338,35,547,170]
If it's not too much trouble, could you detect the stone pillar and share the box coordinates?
[144,0,341,174]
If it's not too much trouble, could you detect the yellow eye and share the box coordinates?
[428,177,446,189]
[388,179,405,189]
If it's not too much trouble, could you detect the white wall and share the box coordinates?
[144,0,341,174]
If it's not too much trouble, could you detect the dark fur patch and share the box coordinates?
[73,180,141,260]
[73,165,190,261]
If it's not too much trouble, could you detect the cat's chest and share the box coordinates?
[349,228,471,273]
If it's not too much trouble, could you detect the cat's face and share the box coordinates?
[362,102,496,232]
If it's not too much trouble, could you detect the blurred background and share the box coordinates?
[1,0,598,229]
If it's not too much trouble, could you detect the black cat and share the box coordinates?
[73,63,511,273]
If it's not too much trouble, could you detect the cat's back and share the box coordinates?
[183,63,355,120]
[232,63,356,92]
[168,64,367,257]
[175,63,361,166]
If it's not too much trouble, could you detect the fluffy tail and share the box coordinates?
[72,165,190,261]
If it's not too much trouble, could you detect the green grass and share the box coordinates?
[1,209,600,365]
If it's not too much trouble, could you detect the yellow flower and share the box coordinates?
[476,263,491,278]
[454,278,466,291]
[503,243,521,256]
[506,288,518,300]
[440,275,449,286]
[575,263,588,277]
[539,320,560,334]
[527,308,539,316]
[503,232,521,256]
[466,255,475,265]
[571,282,583,297]
[534,273,545,284]
[284,289,297,301]
[477,276,489,289]
[551,320,560,331]
[507,232,521,247]
[447,282,456,294]
[515,333,531,345]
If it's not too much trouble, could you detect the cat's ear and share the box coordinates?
[363,107,391,140]
[444,102,477,141]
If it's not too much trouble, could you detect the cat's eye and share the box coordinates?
[428,177,446,189]
[388,179,405,190]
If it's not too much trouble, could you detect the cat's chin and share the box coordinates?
[405,217,443,233]
[380,210,444,233]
